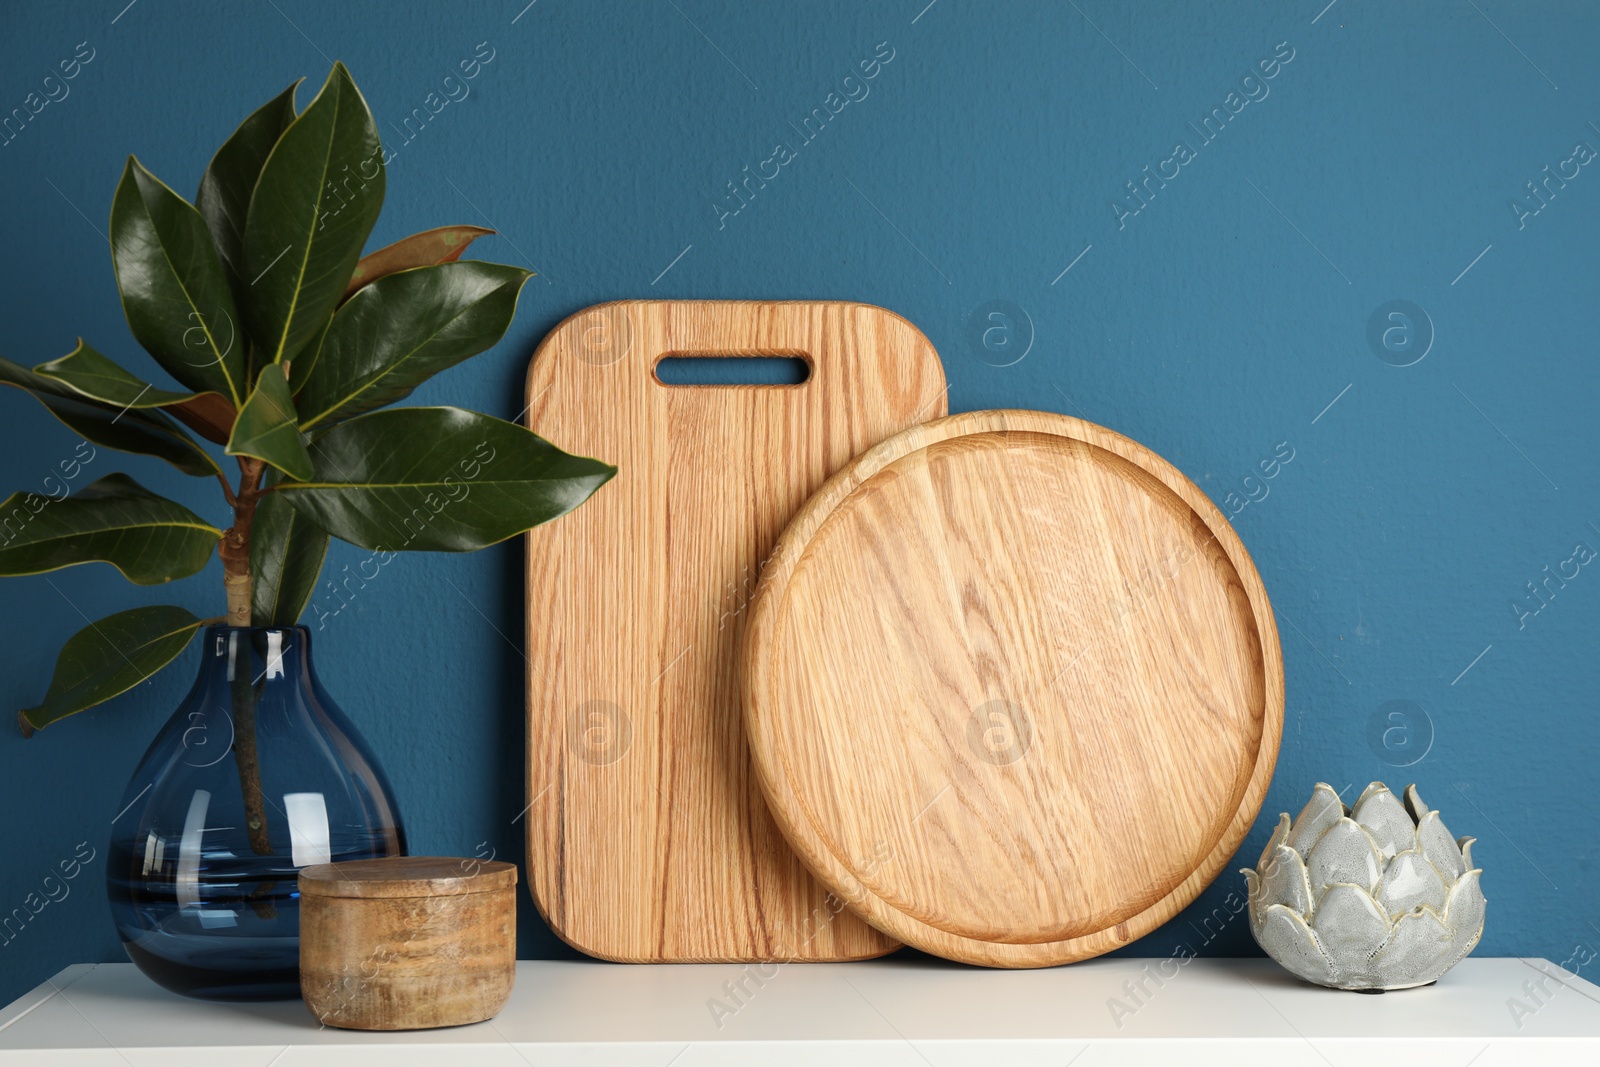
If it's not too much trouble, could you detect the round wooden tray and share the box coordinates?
[741,410,1283,967]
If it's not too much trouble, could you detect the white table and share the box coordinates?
[2,958,1597,1065]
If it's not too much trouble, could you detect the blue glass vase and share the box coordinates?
[107,626,406,1000]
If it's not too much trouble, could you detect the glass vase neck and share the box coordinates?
[197,625,315,687]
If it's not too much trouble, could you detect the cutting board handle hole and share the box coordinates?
[653,355,810,387]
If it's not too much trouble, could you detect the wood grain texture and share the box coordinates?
[742,410,1284,968]
[524,300,946,962]
[300,855,517,897]
[299,857,517,1030]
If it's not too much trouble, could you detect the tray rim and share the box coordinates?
[740,408,1285,968]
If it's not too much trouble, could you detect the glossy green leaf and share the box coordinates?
[197,81,300,315]
[110,157,246,407]
[19,606,205,735]
[296,262,532,428]
[278,407,615,552]
[342,225,495,301]
[0,356,220,477]
[34,339,235,444]
[243,62,384,366]
[250,479,329,626]
[227,364,312,480]
[0,472,220,585]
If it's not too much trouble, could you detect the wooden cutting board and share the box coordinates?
[742,409,1283,967]
[524,300,944,962]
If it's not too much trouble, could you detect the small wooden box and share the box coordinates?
[299,856,517,1030]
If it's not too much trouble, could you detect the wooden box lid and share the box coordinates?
[299,856,517,899]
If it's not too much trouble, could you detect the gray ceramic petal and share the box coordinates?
[1257,812,1291,872]
[1313,884,1391,983]
[1288,783,1347,854]
[1442,869,1487,969]
[1375,906,1454,988]
[1375,849,1448,918]
[1306,818,1383,895]
[1257,903,1337,986]
[1243,868,1263,934]
[1404,783,1430,823]
[1416,810,1467,881]
[1354,781,1389,808]
[1352,785,1415,861]
[1459,837,1477,871]
[1259,844,1314,918]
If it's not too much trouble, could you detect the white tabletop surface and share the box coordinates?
[2,957,1597,1065]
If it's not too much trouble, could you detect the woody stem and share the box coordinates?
[219,458,272,855]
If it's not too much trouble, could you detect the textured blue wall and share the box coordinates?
[2,0,1596,1005]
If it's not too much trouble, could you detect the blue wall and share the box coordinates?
[2,0,1596,1004]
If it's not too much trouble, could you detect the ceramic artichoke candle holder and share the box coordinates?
[1243,782,1486,991]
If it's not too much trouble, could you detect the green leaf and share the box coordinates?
[110,156,246,407]
[243,62,385,366]
[227,364,312,480]
[19,606,205,735]
[0,356,220,478]
[296,262,532,428]
[277,407,615,552]
[250,479,329,626]
[197,81,300,316]
[34,339,236,444]
[0,473,220,584]
[342,225,495,302]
